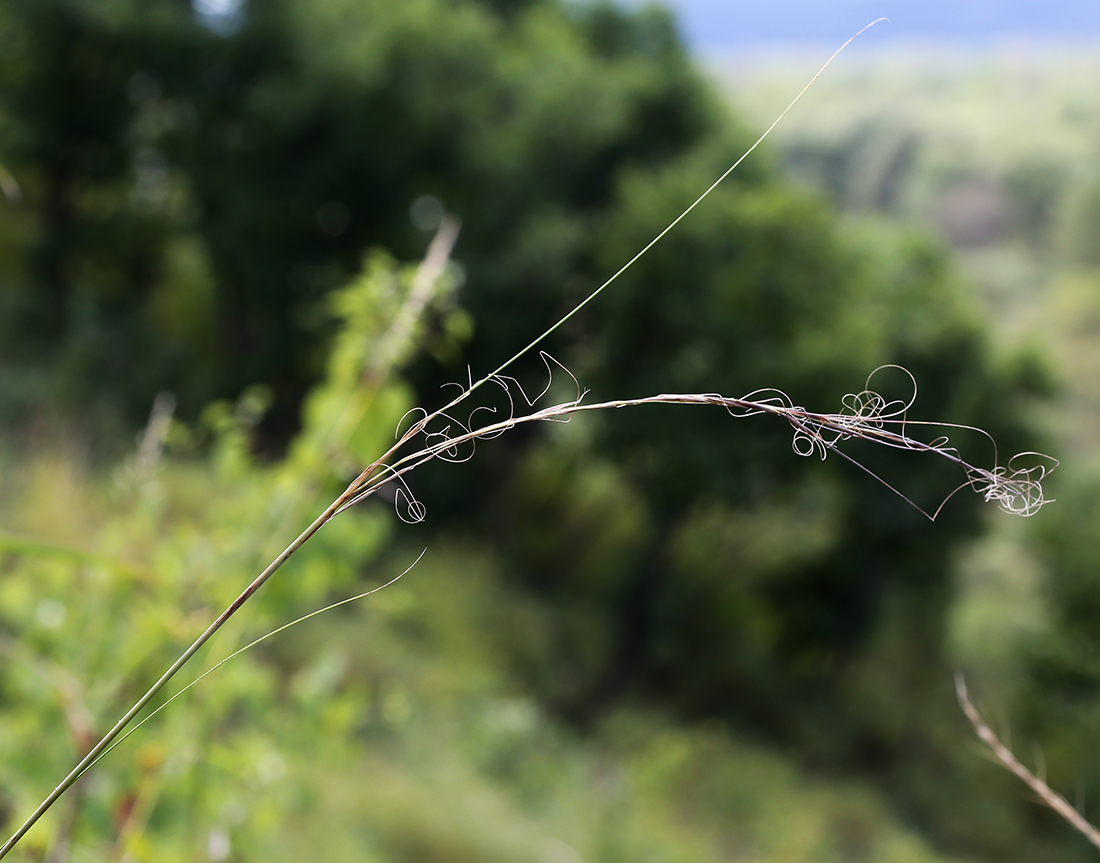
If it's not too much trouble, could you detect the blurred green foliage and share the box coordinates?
[0,1,1074,861]
[0,0,732,440]
[0,253,974,862]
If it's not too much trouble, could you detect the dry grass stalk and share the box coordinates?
[956,675,1100,851]
[340,362,1056,523]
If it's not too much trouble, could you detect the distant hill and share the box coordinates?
[637,0,1100,51]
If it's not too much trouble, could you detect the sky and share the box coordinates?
[193,1,1100,54]
[638,0,1100,53]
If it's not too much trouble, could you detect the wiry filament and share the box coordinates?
[965,455,1057,517]
[348,362,1055,523]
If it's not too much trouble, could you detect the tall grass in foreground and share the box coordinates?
[0,19,1084,859]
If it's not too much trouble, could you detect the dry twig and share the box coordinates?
[956,674,1100,851]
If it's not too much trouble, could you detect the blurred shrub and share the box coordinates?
[0,252,420,859]
[0,248,978,863]
[1059,172,1100,267]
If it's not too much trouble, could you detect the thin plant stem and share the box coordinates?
[421,18,889,415]
[77,553,422,777]
[337,386,1056,520]
[956,675,1100,851]
[0,495,349,857]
